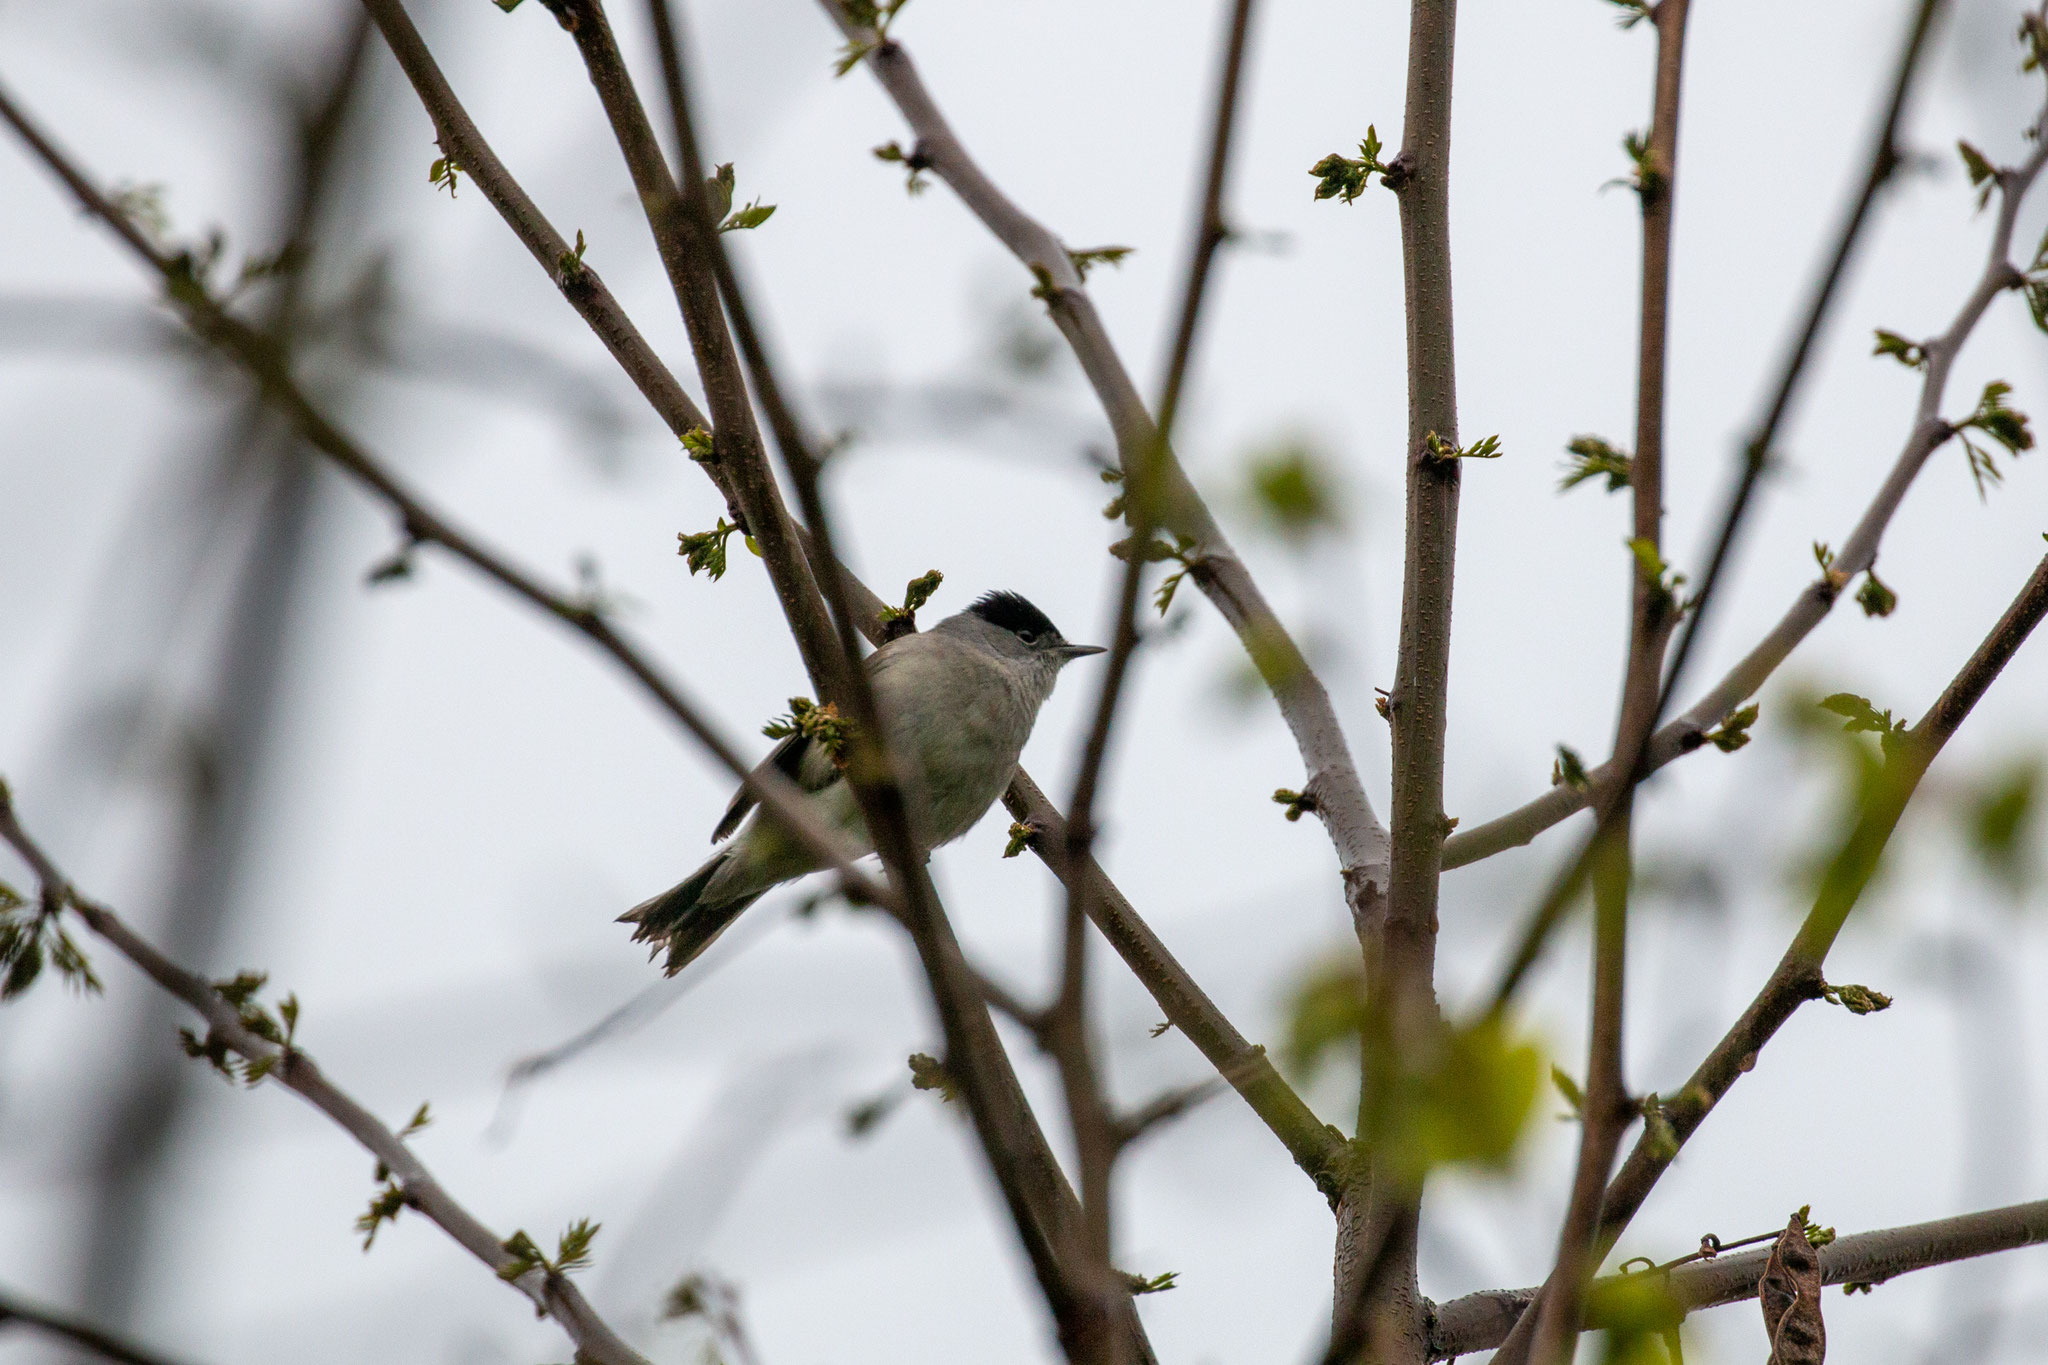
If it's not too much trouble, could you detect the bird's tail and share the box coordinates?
[619,851,764,976]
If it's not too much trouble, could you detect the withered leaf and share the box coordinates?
[1760,1212,1826,1364]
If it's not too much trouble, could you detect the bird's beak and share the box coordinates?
[1057,643,1108,660]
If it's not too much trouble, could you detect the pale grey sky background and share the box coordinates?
[3,0,2048,1362]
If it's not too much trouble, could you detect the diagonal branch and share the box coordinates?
[0,792,651,1365]
[821,1,1393,922]
[1430,1197,2048,1359]
[1443,0,1953,872]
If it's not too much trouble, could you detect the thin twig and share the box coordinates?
[1429,1197,2048,1359]
[1111,1078,1228,1152]
[0,792,651,1365]
[1443,0,1952,872]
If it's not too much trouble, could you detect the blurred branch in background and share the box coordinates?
[0,1283,202,1365]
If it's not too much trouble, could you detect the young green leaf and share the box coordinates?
[1559,435,1632,492]
[1958,140,1997,210]
[1872,329,1927,369]
[1310,125,1391,204]
[1067,245,1133,281]
[676,519,741,580]
[1552,745,1591,790]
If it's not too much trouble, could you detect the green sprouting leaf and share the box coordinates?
[1361,1015,1544,1181]
[871,140,930,194]
[1818,692,1906,744]
[109,182,171,242]
[1244,441,1345,541]
[556,228,588,281]
[553,1218,600,1275]
[761,697,855,765]
[676,519,741,580]
[721,202,776,233]
[357,1182,408,1250]
[498,1229,548,1281]
[1856,570,1897,618]
[907,1051,959,1102]
[1624,538,1687,622]
[1604,0,1653,27]
[1310,125,1391,204]
[1002,821,1035,858]
[1638,1094,1679,1160]
[1282,957,1368,1078]
[1272,788,1318,822]
[681,425,716,463]
[836,0,910,74]
[1560,436,1631,492]
[1550,1064,1585,1118]
[1127,1270,1180,1295]
[1963,760,2041,893]
[878,569,944,627]
[1067,245,1133,281]
[1703,702,1760,753]
[1552,745,1591,790]
[2,936,43,999]
[1607,129,1663,197]
[1953,380,2033,498]
[704,163,736,224]
[399,1102,433,1140]
[1821,981,1893,1015]
[1872,329,1927,369]
[1958,140,1997,210]
[1423,430,1502,464]
[429,150,461,199]
[2024,11,2048,72]
[1109,532,1201,615]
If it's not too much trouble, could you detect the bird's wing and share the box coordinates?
[708,730,842,843]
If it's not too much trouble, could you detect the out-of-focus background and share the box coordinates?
[3,0,2047,1361]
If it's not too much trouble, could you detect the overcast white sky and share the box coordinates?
[4,0,2048,1362]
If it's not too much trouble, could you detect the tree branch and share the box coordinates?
[0,1285,203,1365]
[821,1,1393,924]
[0,792,651,1365]
[1443,0,1952,871]
[1429,1197,2048,1359]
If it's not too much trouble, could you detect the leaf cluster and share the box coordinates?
[1109,531,1202,615]
[1626,538,1688,624]
[1702,702,1760,753]
[429,148,461,198]
[1309,126,1392,204]
[872,140,930,195]
[0,879,99,1000]
[762,696,856,765]
[1423,430,1502,464]
[1551,745,1590,790]
[1607,129,1664,198]
[1559,435,1631,493]
[498,1218,601,1283]
[703,163,776,234]
[1958,140,1997,211]
[837,0,911,75]
[1271,788,1318,822]
[1817,691,1911,760]
[907,1051,959,1102]
[1819,981,1893,1015]
[1872,328,1927,370]
[1067,245,1133,281]
[178,972,298,1087]
[1002,821,1037,859]
[877,569,944,628]
[1952,379,2033,498]
[677,519,742,580]
[1604,0,1653,28]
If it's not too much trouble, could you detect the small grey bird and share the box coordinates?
[624,591,1104,973]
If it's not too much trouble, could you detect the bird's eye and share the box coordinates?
[1017,630,1038,644]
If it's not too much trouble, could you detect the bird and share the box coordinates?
[623,590,1105,974]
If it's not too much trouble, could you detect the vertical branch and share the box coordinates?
[1333,1,1461,1361]
[1494,6,1691,1364]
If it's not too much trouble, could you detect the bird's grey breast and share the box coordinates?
[869,631,1042,845]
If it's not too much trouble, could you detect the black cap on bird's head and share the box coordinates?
[967,591,1106,662]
